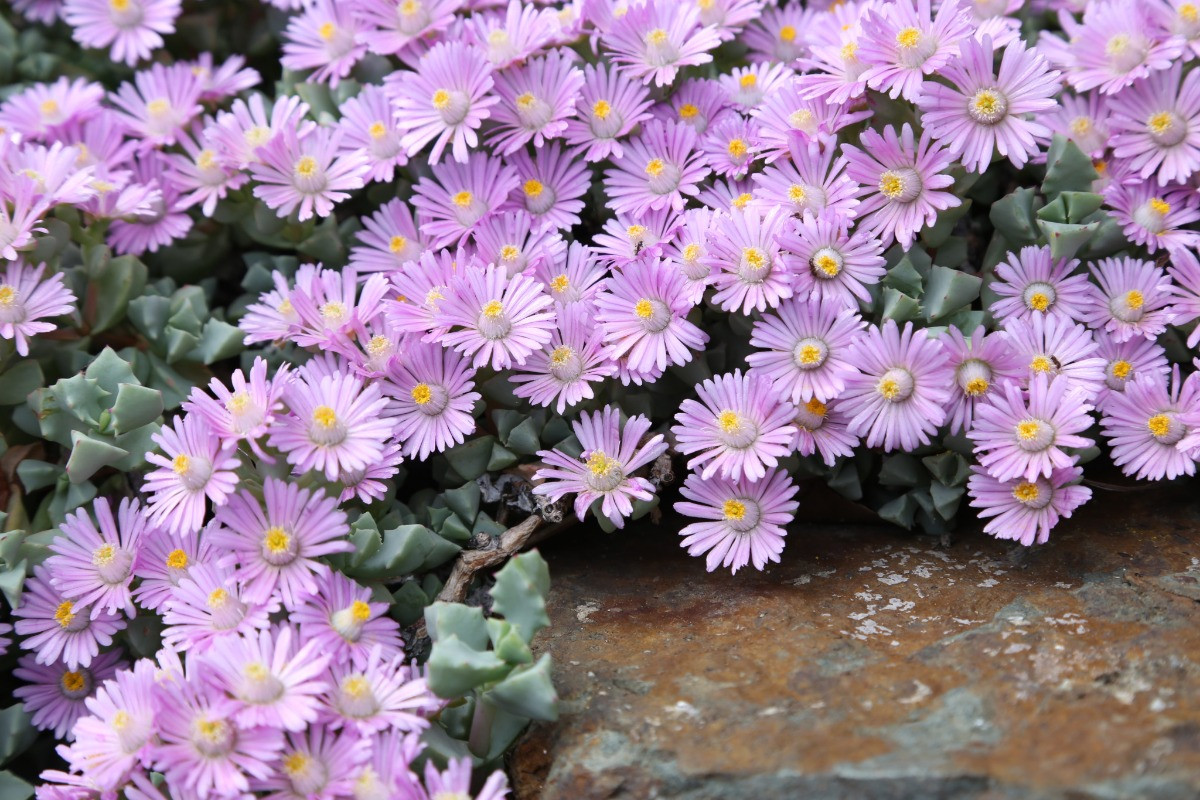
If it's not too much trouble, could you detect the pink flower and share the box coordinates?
[62,0,181,66]
[604,119,710,216]
[0,260,75,356]
[280,0,366,88]
[251,127,370,222]
[143,415,241,537]
[602,0,721,87]
[967,465,1091,546]
[676,469,799,574]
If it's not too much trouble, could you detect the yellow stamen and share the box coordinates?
[146,99,169,116]
[172,454,190,475]
[813,254,840,277]
[895,27,921,48]
[166,549,189,569]
[1106,33,1130,55]
[550,274,569,292]
[1030,355,1053,373]
[55,601,75,628]
[1125,289,1144,309]
[798,344,821,364]
[682,243,701,263]
[264,526,291,554]
[482,300,503,318]
[627,224,646,239]
[646,28,668,45]
[645,158,665,177]
[805,397,828,417]
[722,499,746,520]
[432,89,451,109]
[196,149,217,169]
[733,192,752,209]
[1148,111,1174,135]
[112,710,130,730]
[61,671,86,693]
[1069,116,1092,137]
[586,451,618,476]
[516,92,536,109]
[388,235,407,253]
[452,190,472,207]
[878,172,904,199]
[679,103,699,120]
[878,378,900,400]
[718,410,741,432]
[634,298,654,318]
[1149,198,1171,215]
[780,24,796,42]
[964,377,989,397]
[1147,414,1171,437]
[312,405,338,428]
[207,588,228,608]
[351,600,371,620]
[1112,359,1133,380]
[318,22,336,40]
[1028,292,1050,312]
[742,247,766,269]
[411,383,433,405]
[499,244,521,262]
[1017,420,1041,440]
[549,345,574,366]
[1181,3,1198,22]
[92,543,115,567]
[739,74,758,90]
[295,156,317,177]
[592,99,612,119]
[368,121,387,139]
[283,752,311,776]
[1012,482,1039,503]
[523,179,544,197]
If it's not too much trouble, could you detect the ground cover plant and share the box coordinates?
[1,0,1199,796]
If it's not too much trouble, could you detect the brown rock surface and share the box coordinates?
[511,481,1200,799]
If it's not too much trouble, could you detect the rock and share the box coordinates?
[510,481,1200,799]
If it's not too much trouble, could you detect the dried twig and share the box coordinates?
[436,514,543,603]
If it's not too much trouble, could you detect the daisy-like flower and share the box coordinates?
[591,207,681,268]
[60,658,158,793]
[703,207,791,314]
[603,0,721,87]
[161,563,277,653]
[697,176,759,214]
[604,119,710,216]
[418,757,510,800]
[750,78,871,161]
[106,153,192,258]
[151,676,284,799]
[676,469,799,574]
[470,210,566,278]
[62,0,181,66]
[488,48,584,155]
[1093,330,1170,409]
[356,0,462,56]
[143,415,241,537]
[350,199,427,276]
[251,127,370,222]
[778,214,886,309]
[1105,182,1200,256]
[653,78,734,136]
[662,207,716,304]
[503,142,591,232]
[967,465,1092,546]
[280,0,366,87]
[437,264,556,369]
[47,497,148,619]
[512,304,617,414]
[1101,369,1199,481]
[917,35,1060,172]
[269,372,395,482]
[323,647,439,734]
[841,123,960,250]
[12,0,61,24]
[562,62,655,162]
[839,320,954,452]
[0,183,49,263]
[1003,314,1106,402]
[940,326,1023,434]
[386,248,463,338]
[694,0,765,40]
[207,94,312,169]
[253,725,370,799]
[466,0,557,70]
[183,357,289,460]
[858,0,972,101]
[1081,256,1176,343]
[391,42,499,166]
[108,63,202,150]
[970,374,1095,483]
[797,22,871,105]
[747,299,864,404]
[0,77,105,141]
[672,370,798,482]
[1040,0,1184,96]
[532,406,668,528]
[240,265,312,345]
[14,651,123,740]
[0,260,75,356]
[132,526,214,612]
[791,395,860,467]
[700,115,761,179]
[201,625,331,731]
[386,339,480,461]
[187,52,260,102]
[293,572,403,666]
[744,3,814,64]
[535,240,607,307]
[1042,91,1111,158]
[208,479,351,609]
[290,267,390,352]
[1108,61,1200,185]
[14,565,125,669]
[166,124,248,216]
[989,245,1092,324]
[338,85,407,184]
[411,153,519,247]
[594,258,708,376]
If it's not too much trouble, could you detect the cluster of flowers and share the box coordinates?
[1,488,510,800]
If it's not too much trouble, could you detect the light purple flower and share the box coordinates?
[940,325,1023,435]
[206,94,312,169]
[562,62,654,162]
[1081,256,1176,343]
[705,207,792,314]
[676,469,799,574]
[437,264,556,370]
[533,406,668,528]
[338,84,407,184]
[143,415,241,537]
[604,119,710,216]
[512,304,617,414]
[603,0,721,87]
[280,0,366,87]
[488,48,584,155]
[252,725,370,799]
[161,562,277,653]
[1101,369,1199,481]
[989,245,1091,324]
[14,565,125,669]
[791,396,860,467]
[59,658,157,792]
[1002,313,1107,399]
[858,0,972,101]
[1105,182,1200,256]
[779,213,885,309]
[411,153,519,247]
[503,142,591,232]
[748,298,864,404]
[108,63,202,150]
[251,127,370,222]
[47,497,148,619]
[386,339,481,461]
[357,0,462,56]
[967,465,1092,546]
[132,526,214,613]
[14,650,123,740]
[350,199,428,276]
[62,0,180,66]
[1108,60,1200,185]
[0,260,75,356]
[293,571,404,666]
[183,357,289,461]
[322,646,439,734]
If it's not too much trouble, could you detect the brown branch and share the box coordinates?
[436,514,543,603]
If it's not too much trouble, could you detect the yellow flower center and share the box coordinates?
[61,671,86,693]
[411,383,433,404]
[196,718,228,742]
[626,224,646,239]
[92,543,115,566]
[739,74,758,90]
[283,752,310,776]
[742,247,766,269]
[682,243,701,263]
[679,103,699,120]
[841,41,858,60]
[971,90,1001,117]
[500,244,521,262]
[172,454,190,475]
[878,172,904,199]
[895,27,921,48]
[798,344,821,364]
[549,345,574,366]
[264,526,291,554]
[1148,111,1174,135]
[646,28,668,45]
[634,298,654,318]
[722,499,747,521]
[550,274,569,292]
[592,99,612,119]
[146,99,169,117]
[964,377,989,397]
[1028,291,1050,311]
[732,193,752,209]
[1181,3,1198,22]
[196,149,217,169]
[366,335,391,357]
[523,179,544,197]
[788,184,807,203]
[1124,289,1144,309]
[1106,33,1130,55]
[295,156,317,177]
[813,254,840,277]
[388,235,407,254]
[1147,414,1171,437]
[55,601,75,628]
[727,138,748,158]
[1012,482,1040,503]
[878,379,901,400]
[207,588,229,608]
[351,600,371,620]
[1030,355,1053,372]
[1069,116,1092,137]
[482,300,504,318]
[37,99,58,119]
[780,24,796,42]
[516,92,536,110]
[166,549,188,569]
[312,405,338,428]
[1112,359,1133,379]
[110,0,129,11]
[587,451,619,476]
[112,711,130,730]
[718,410,742,432]
[432,89,451,109]
[400,0,419,13]
[278,298,294,316]
[1149,198,1171,215]
[318,22,336,40]
[452,190,472,207]
[645,158,665,176]
[368,121,387,139]
[1017,420,1041,440]
[805,397,828,417]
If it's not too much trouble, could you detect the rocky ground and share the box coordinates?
[509,479,1200,799]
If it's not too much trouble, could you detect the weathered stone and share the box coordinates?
[511,481,1200,799]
